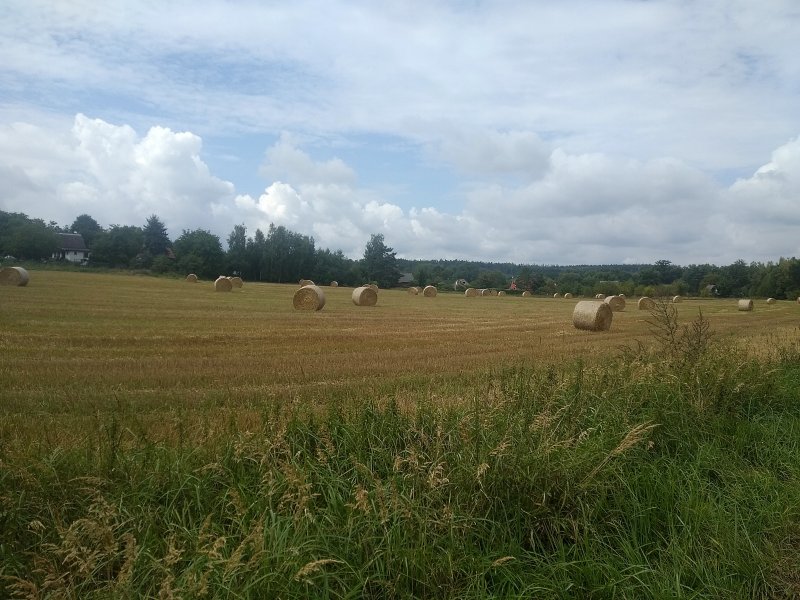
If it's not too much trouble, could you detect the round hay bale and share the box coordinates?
[229,276,243,289]
[573,301,613,332]
[595,294,605,299]
[672,295,682,304]
[480,289,490,296]
[564,293,573,299]
[522,291,531,297]
[553,293,561,298]
[214,276,232,292]
[294,285,326,311]
[797,296,800,304]
[423,285,437,297]
[330,281,338,287]
[738,299,753,311]
[638,297,656,310]
[352,286,378,306]
[363,283,378,291]
[0,266,29,286]
[464,287,478,297]
[408,286,419,295]
[766,297,776,304]
[185,273,198,283]
[619,294,626,299]
[604,295,626,312]
[498,291,506,296]
[299,279,314,287]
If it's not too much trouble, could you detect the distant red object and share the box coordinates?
[510,281,517,290]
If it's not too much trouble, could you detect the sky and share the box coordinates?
[1,0,799,266]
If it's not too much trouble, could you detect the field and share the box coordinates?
[1,271,799,598]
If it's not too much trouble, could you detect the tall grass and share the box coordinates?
[2,329,799,598]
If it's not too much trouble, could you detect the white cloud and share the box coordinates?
[0,114,236,234]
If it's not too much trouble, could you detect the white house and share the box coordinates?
[53,233,90,264]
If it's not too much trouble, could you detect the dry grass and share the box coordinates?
[1,270,798,449]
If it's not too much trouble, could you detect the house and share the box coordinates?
[53,233,90,264]
[397,272,415,287]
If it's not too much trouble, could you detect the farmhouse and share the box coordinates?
[53,233,90,264]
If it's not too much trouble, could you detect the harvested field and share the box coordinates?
[1,271,798,445]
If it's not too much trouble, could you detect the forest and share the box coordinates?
[2,209,799,299]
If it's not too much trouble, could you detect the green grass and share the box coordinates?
[1,271,799,598]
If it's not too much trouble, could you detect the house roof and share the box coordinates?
[57,233,89,251]
[398,272,414,284]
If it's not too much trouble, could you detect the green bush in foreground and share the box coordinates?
[1,324,799,598]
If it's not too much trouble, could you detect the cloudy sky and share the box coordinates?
[1,0,799,265]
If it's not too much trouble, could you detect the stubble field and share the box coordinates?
[1,270,799,598]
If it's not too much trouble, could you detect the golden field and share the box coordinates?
[1,270,798,448]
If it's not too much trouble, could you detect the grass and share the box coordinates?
[1,270,799,598]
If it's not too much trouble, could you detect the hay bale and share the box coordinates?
[553,293,561,298]
[299,279,314,286]
[604,295,626,312]
[423,285,437,297]
[619,294,626,299]
[352,286,378,306]
[738,299,753,311]
[408,286,419,295]
[0,266,29,286]
[464,287,478,297]
[330,281,339,287]
[214,276,232,292]
[185,273,198,283]
[229,276,243,289]
[638,297,656,310]
[522,291,531,297]
[480,289,490,296]
[595,294,605,299]
[294,285,326,311]
[564,293,573,299]
[498,291,506,296]
[672,296,682,304]
[364,283,379,291]
[766,297,776,304]
[572,301,613,332]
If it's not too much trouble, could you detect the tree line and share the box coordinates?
[2,209,799,299]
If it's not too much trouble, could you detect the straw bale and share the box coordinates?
[553,293,561,298]
[572,301,613,332]
[672,296,682,304]
[0,266,29,286]
[214,276,232,292]
[294,285,326,311]
[408,286,419,295]
[423,285,437,297]
[352,286,378,306]
[330,281,339,287]
[522,291,531,297]
[185,273,198,283]
[595,294,605,299]
[498,291,506,296]
[766,297,776,304]
[363,283,378,291]
[464,287,479,297]
[619,294,626,299]
[604,295,626,312]
[229,276,243,289]
[480,289,490,296]
[738,299,753,311]
[564,293,573,299]
[638,297,656,310]
[299,279,314,286]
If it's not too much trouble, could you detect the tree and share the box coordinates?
[472,270,508,290]
[173,229,225,279]
[226,224,248,275]
[361,233,401,288]
[142,215,171,257]
[0,214,60,260]
[69,214,103,248]
[90,225,144,267]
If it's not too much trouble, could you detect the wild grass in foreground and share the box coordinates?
[1,312,799,598]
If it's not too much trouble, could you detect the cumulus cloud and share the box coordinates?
[0,114,236,235]
[1,114,799,265]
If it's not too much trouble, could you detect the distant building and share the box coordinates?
[53,233,90,264]
[397,272,415,287]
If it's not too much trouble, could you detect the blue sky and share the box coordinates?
[1,0,799,264]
